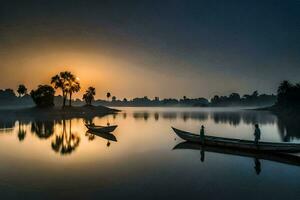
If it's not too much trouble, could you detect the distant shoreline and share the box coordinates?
[0,105,119,121]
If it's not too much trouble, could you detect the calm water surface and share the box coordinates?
[0,107,300,200]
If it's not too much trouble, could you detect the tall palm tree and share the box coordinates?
[51,71,79,107]
[66,79,81,106]
[83,87,96,105]
[17,84,27,97]
[51,74,65,107]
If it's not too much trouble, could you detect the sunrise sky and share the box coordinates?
[1,0,299,99]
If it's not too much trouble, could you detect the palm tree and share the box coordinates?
[51,71,79,107]
[106,92,111,102]
[83,87,96,105]
[17,84,27,97]
[51,74,65,107]
[66,79,81,106]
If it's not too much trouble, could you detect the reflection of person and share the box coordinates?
[254,158,261,175]
[254,124,261,145]
[200,146,205,162]
[200,125,205,144]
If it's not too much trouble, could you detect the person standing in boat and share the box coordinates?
[254,124,261,145]
[200,125,205,144]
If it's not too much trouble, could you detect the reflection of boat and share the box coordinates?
[87,130,117,142]
[172,127,300,153]
[85,124,118,133]
[174,142,300,167]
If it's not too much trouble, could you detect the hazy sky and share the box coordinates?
[0,0,299,99]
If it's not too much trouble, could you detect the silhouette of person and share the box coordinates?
[107,141,111,147]
[254,158,261,175]
[200,125,205,144]
[254,124,261,145]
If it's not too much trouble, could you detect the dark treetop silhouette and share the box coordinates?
[30,85,55,107]
[1,77,300,110]
[51,71,80,107]
[83,87,96,106]
[274,80,300,110]
[17,84,27,97]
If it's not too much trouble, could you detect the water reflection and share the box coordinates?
[132,110,276,126]
[17,121,27,141]
[87,130,117,148]
[277,115,300,142]
[1,108,300,157]
[174,142,300,174]
[85,131,96,141]
[31,120,55,139]
[0,121,15,133]
[254,158,261,175]
[131,110,300,140]
[51,120,80,155]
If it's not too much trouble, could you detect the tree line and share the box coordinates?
[95,92,275,107]
[210,91,276,107]
[32,71,97,107]
[0,76,299,109]
[0,71,97,108]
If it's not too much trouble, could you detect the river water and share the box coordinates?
[0,107,299,199]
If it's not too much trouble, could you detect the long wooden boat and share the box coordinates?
[87,130,117,142]
[85,124,118,133]
[172,127,300,153]
[173,142,300,167]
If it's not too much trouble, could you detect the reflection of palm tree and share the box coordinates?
[31,121,55,139]
[83,118,96,141]
[17,121,26,141]
[51,119,80,155]
[154,113,159,121]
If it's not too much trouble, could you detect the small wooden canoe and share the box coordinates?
[85,124,118,133]
[87,130,117,142]
[173,142,300,167]
[172,127,300,153]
